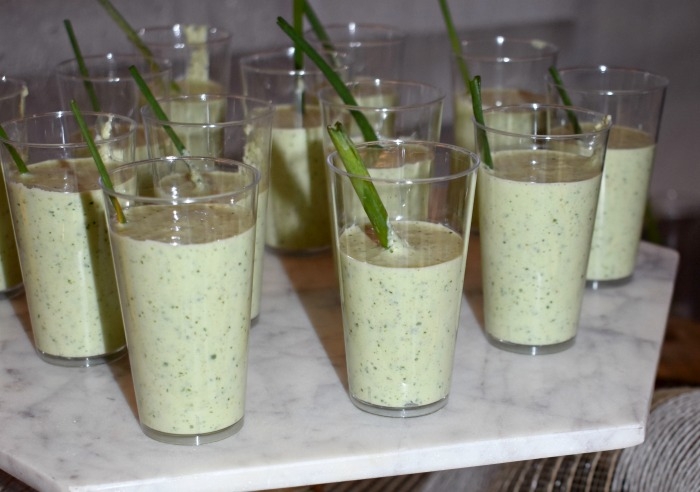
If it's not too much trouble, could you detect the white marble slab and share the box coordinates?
[0,239,678,492]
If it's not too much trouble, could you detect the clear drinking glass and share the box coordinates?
[102,156,259,445]
[475,104,611,355]
[305,22,406,81]
[0,111,136,366]
[136,24,232,94]
[240,47,349,254]
[547,66,669,287]
[141,94,273,320]
[451,36,558,234]
[0,75,28,299]
[318,79,444,156]
[327,140,478,417]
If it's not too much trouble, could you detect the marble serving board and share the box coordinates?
[0,239,678,492]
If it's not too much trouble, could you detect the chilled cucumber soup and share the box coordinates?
[586,126,655,282]
[7,158,125,359]
[110,203,255,436]
[0,177,22,293]
[339,221,466,410]
[266,104,329,252]
[479,149,601,348]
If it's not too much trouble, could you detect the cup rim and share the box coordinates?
[54,53,173,81]
[326,139,479,184]
[239,46,350,77]
[136,24,232,47]
[457,36,559,62]
[304,22,406,45]
[473,102,612,139]
[548,65,669,94]
[101,156,261,204]
[140,93,273,127]
[0,111,138,149]
[318,79,445,111]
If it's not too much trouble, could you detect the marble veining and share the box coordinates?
[0,239,678,492]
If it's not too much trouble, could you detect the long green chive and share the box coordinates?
[548,66,582,133]
[277,16,379,143]
[63,19,101,112]
[95,0,181,94]
[327,122,390,249]
[303,1,334,52]
[469,76,493,169]
[0,125,29,174]
[438,0,471,88]
[128,65,188,156]
[69,100,126,223]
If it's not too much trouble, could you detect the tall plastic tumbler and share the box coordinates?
[327,140,478,417]
[141,94,272,320]
[547,66,668,287]
[102,156,260,445]
[0,76,28,298]
[475,104,611,355]
[0,112,136,366]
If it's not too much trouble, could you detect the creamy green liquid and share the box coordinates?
[339,221,466,409]
[586,126,656,282]
[0,172,22,292]
[479,150,601,347]
[7,158,125,358]
[453,88,543,151]
[266,104,329,252]
[110,203,255,436]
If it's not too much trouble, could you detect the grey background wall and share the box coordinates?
[1,0,698,216]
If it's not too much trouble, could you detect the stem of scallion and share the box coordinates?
[469,75,493,169]
[438,0,471,89]
[63,19,101,112]
[277,16,379,143]
[327,122,390,249]
[0,125,29,174]
[548,66,582,133]
[128,65,188,157]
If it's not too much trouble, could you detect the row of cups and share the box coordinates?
[0,19,667,445]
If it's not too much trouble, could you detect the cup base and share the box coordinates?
[486,333,575,355]
[0,282,24,300]
[587,275,633,290]
[350,395,448,418]
[140,417,244,446]
[36,345,127,367]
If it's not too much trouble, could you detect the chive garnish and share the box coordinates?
[69,100,126,223]
[63,19,101,112]
[302,0,334,52]
[128,65,188,156]
[327,122,390,249]
[0,125,29,174]
[95,0,181,94]
[438,0,471,88]
[468,76,493,169]
[548,66,582,133]
[276,16,379,143]
[292,0,306,116]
